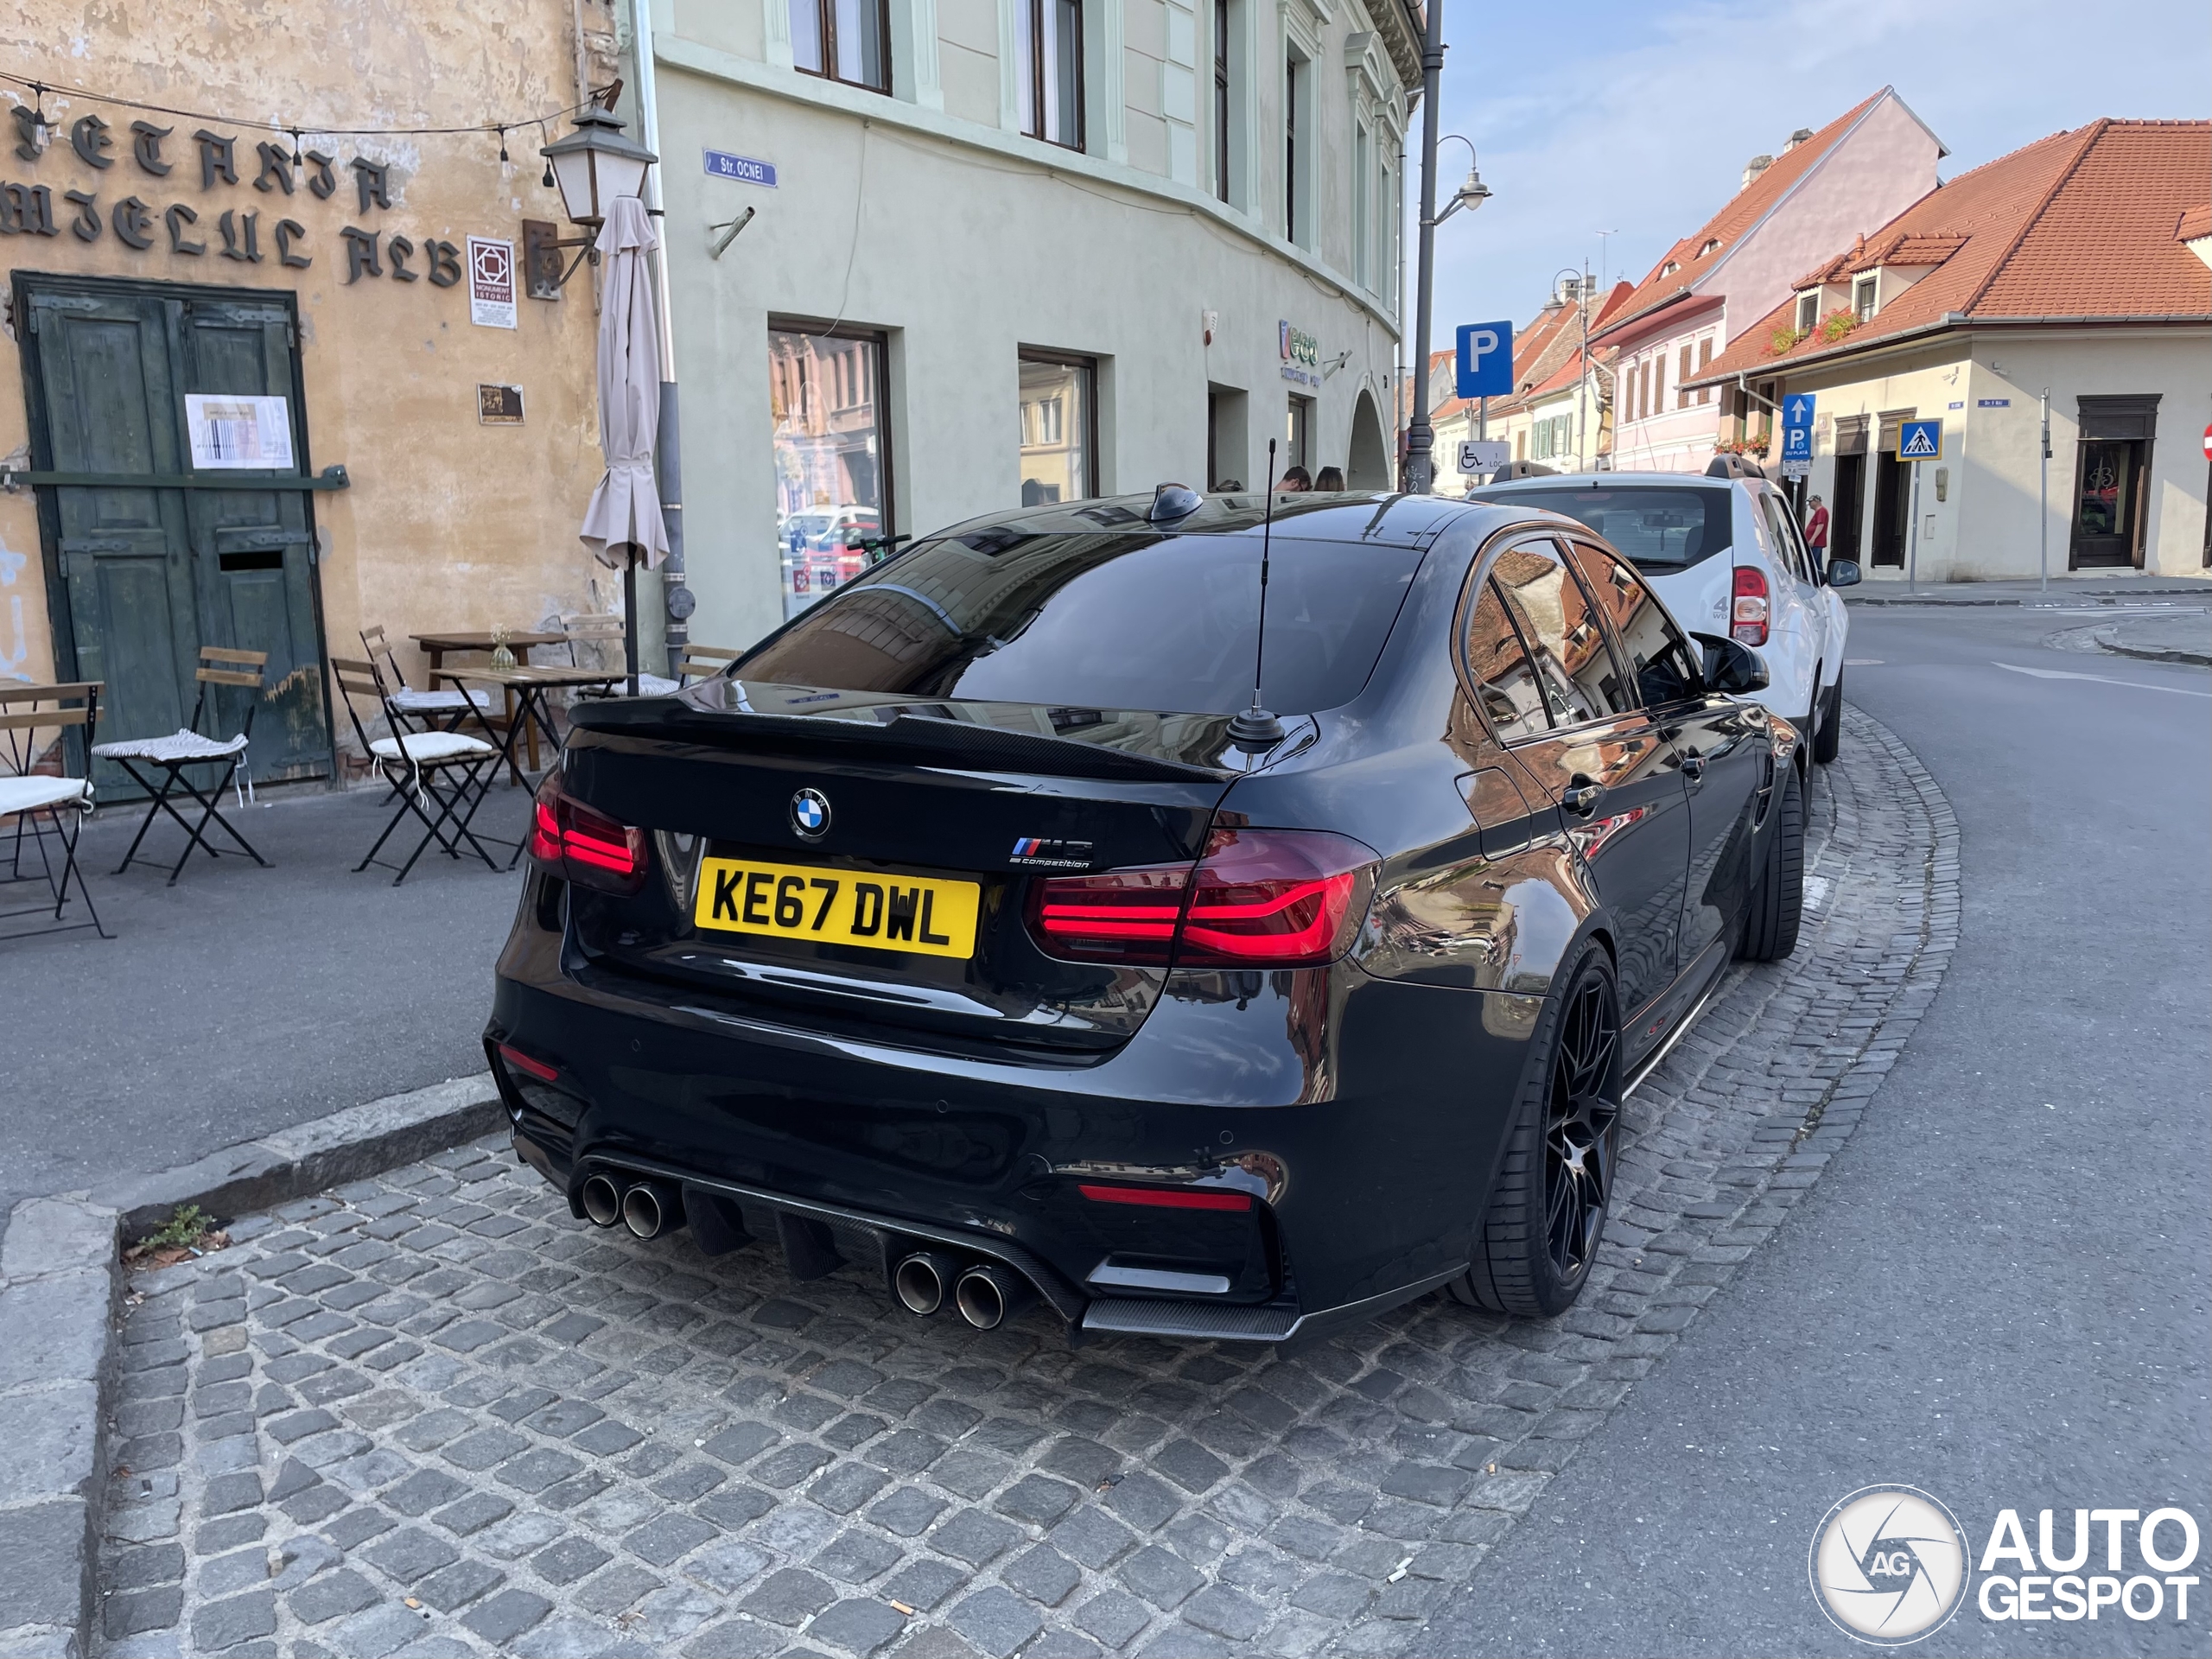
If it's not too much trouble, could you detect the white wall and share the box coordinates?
[1791,329,2210,581]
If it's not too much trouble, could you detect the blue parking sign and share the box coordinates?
[1780,392,1815,461]
[1455,321,1515,399]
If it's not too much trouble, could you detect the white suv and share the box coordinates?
[1468,468,1858,763]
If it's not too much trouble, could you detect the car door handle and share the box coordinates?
[1680,752,1707,781]
[1561,774,1603,817]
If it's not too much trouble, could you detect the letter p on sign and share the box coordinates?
[1456,321,1516,399]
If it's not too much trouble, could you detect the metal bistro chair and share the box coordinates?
[563,612,682,697]
[0,682,110,942]
[92,647,271,887]
[361,625,498,734]
[333,658,504,885]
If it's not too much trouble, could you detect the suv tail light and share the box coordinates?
[1732,565,1770,647]
[1027,828,1376,969]
[528,770,647,893]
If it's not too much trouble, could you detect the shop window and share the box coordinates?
[1019,350,1096,505]
[791,0,890,91]
[1285,391,1313,474]
[771,322,893,618]
[1017,0,1084,149]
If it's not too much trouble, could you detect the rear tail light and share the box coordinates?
[1732,565,1770,646]
[496,1042,559,1083]
[528,770,647,893]
[1027,827,1376,969]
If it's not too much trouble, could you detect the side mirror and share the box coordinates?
[1825,557,1862,588]
[1692,632,1771,696]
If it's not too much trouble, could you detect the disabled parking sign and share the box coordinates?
[1899,418,1943,461]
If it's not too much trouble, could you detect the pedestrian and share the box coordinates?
[1803,494,1829,559]
[1313,465,1345,491]
[1279,466,1311,492]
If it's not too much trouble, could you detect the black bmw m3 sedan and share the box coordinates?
[486,489,1803,1345]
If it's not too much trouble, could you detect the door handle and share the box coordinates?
[1680,752,1707,781]
[1561,773,1603,817]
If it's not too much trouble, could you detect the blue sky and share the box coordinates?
[1414,0,2208,354]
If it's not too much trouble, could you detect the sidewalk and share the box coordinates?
[1846,571,2212,606]
[0,779,531,1250]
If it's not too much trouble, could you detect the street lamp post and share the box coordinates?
[1401,3,1491,494]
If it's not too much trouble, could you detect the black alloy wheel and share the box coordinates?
[1543,971,1621,1283]
[1452,948,1622,1318]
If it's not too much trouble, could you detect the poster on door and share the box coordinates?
[467,237,518,329]
[183,395,296,470]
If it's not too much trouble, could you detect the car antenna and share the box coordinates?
[1226,440,1287,754]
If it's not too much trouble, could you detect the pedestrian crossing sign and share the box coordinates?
[1899,419,1942,461]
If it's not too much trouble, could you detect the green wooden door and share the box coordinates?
[26,279,329,791]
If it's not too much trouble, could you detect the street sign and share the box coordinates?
[1780,459,1810,480]
[1458,440,1510,477]
[1454,321,1515,399]
[1899,418,1942,461]
[1780,392,1815,464]
[2202,423,2211,461]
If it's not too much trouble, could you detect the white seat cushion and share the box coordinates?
[369,731,495,764]
[0,775,92,816]
[391,686,493,714]
[632,673,681,697]
[92,729,250,764]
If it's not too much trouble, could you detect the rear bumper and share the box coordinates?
[487,910,1543,1341]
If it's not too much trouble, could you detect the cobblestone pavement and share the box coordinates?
[95,709,1954,1659]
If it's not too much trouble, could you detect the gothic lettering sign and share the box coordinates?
[0,111,533,308]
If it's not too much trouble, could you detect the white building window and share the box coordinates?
[1351,122,1371,289]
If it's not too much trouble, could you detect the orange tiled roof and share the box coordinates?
[1697,119,2212,385]
[2180,204,2211,241]
[1592,92,1888,344]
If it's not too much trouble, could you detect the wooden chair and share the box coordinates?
[332,658,503,885]
[92,647,271,886]
[563,612,680,696]
[361,625,496,731]
[676,645,741,683]
[0,683,109,942]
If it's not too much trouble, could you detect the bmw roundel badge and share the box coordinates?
[790,787,832,840]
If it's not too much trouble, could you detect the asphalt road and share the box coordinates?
[0,781,530,1243]
[1416,602,2212,1656]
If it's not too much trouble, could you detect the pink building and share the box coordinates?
[1595,87,1946,473]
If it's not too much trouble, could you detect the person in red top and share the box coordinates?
[1802,494,1830,556]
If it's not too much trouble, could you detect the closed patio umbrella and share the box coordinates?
[578,194,670,695]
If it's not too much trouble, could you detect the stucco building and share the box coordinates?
[2,3,616,782]
[620,0,1422,643]
[1691,118,2211,581]
[1595,88,1944,477]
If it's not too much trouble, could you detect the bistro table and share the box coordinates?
[409,630,569,674]
[435,664,620,803]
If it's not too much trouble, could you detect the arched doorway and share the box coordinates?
[1347,389,1391,490]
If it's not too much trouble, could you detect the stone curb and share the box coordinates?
[2091,625,2212,667]
[0,1074,501,1658]
[1846,583,2212,607]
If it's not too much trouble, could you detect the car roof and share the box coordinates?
[922,490,1542,550]
[1471,470,1754,493]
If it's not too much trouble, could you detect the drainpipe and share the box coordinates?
[632,0,690,677]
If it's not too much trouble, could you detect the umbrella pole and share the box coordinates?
[624,547,640,697]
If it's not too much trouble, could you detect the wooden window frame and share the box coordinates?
[1018,0,1086,150]
[791,0,893,92]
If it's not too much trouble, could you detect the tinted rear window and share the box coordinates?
[1476,485,1733,570]
[736,531,1423,715]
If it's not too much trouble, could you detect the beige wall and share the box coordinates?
[1,0,608,706]
[1791,328,2210,581]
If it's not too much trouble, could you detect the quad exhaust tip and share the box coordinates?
[579,1173,621,1228]
[621,1180,680,1240]
[893,1250,963,1316]
[955,1262,1038,1331]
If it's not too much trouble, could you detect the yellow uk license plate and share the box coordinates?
[693,856,981,959]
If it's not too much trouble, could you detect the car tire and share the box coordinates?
[1451,945,1620,1319]
[1812,672,1843,765]
[1738,761,1804,962]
